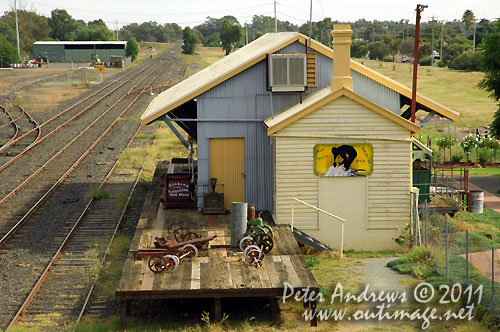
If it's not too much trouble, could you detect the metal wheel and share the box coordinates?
[174,227,188,242]
[148,256,165,274]
[168,223,182,236]
[163,254,179,273]
[182,231,200,241]
[262,224,274,238]
[243,245,263,267]
[239,236,254,251]
[181,244,198,261]
[246,227,262,238]
[255,233,274,253]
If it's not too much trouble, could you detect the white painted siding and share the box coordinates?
[274,96,412,249]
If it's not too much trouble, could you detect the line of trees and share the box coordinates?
[0,6,498,70]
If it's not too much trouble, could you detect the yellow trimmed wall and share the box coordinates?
[273,96,412,250]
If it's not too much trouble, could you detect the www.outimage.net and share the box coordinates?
[282,282,483,329]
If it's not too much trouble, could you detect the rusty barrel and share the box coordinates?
[469,190,484,213]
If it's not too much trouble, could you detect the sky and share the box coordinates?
[0,0,498,29]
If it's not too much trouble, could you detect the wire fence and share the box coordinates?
[415,201,500,318]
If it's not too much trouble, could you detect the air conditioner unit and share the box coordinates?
[268,54,307,92]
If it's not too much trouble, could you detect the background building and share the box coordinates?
[33,41,126,63]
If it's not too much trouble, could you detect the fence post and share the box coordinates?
[466,229,469,286]
[340,222,344,259]
[291,202,294,233]
[424,200,428,246]
[445,214,448,282]
[492,245,495,315]
[413,193,417,247]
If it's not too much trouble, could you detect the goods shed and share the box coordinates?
[141,26,459,250]
[33,41,126,63]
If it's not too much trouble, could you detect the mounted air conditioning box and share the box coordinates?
[268,54,307,92]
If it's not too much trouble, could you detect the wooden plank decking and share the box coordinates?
[116,162,319,329]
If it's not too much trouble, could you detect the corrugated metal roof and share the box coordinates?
[141,32,459,125]
[264,87,421,134]
[33,41,126,45]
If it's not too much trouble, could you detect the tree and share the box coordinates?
[479,21,500,138]
[220,20,242,55]
[126,37,139,61]
[49,9,77,40]
[437,136,455,163]
[459,133,478,162]
[0,40,19,67]
[182,27,198,55]
[367,41,390,60]
[462,10,476,36]
[351,40,368,58]
[0,10,50,56]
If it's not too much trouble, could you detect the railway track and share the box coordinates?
[0,58,169,238]
[0,98,41,159]
[0,52,188,330]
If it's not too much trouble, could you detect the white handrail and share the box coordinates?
[291,197,347,258]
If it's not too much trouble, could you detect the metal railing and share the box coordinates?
[291,198,347,258]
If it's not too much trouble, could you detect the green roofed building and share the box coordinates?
[33,41,127,63]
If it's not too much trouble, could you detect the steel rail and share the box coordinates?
[0,59,157,154]
[0,60,160,173]
[0,61,169,244]
[73,165,143,332]
[0,106,19,146]
[4,97,42,149]
[5,137,143,331]
[4,60,173,328]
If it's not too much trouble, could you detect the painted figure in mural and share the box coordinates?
[325,145,357,176]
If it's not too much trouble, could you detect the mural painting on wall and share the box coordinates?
[314,144,373,177]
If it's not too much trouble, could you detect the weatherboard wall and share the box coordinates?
[273,96,412,250]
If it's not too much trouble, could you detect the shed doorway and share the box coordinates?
[209,138,245,209]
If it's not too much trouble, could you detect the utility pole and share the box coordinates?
[473,19,477,52]
[308,0,313,47]
[14,0,20,59]
[431,16,435,66]
[115,20,119,40]
[274,0,277,33]
[440,21,444,62]
[411,4,428,124]
[245,23,248,45]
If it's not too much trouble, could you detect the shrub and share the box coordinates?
[449,51,482,71]
[451,153,464,163]
[382,55,393,62]
[419,55,432,66]
[478,150,489,167]
[90,188,110,200]
[437,60,446,68]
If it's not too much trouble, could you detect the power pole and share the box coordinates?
[431,16,435,66]
[473,19,477,52]
[115,20,119,40]
[14,0,20,59]
[274,0,277,33]
[245,23,248,45]
[440,21,444,62]
[411,4,428,124]
[308,0,313,47]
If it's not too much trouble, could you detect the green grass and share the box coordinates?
[356,59,496,131]
[468,168,500,176]
[89,188,110,200]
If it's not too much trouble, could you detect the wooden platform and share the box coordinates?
[116,162,319,329]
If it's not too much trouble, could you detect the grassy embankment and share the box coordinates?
[356,59,499,172]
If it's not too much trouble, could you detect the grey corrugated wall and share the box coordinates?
[196,41,401,210]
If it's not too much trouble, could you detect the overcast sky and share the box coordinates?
[0,0,498,29]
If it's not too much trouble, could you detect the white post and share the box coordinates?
[14,0,20,59]
[100,71,102,83]
[291,202,294,233]
[274,0,277,33]
[340,222,344,258]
